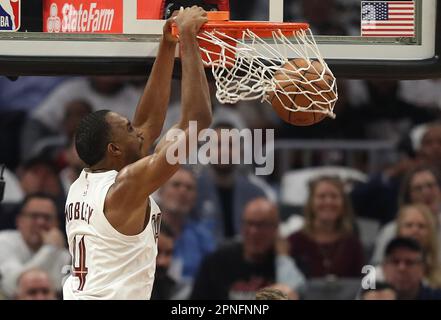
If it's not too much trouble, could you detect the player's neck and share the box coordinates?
[88,159,122,172]
[87,167,111,173]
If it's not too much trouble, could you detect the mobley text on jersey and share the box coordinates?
[65,201,93,224]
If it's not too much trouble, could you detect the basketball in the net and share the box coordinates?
[267,58,337,126]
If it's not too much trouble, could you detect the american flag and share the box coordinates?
[361,1,415,37]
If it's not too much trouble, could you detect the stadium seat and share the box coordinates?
[355,217,380,262]
[280,166,368,207]
[302,277,361,300]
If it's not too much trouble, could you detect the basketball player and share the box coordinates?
[62,6,211,299]
[0,0,17,30]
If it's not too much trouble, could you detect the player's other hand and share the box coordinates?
[163,11,179,44]
[174,6,208,36]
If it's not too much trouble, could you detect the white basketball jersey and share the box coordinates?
[62,170,162,300]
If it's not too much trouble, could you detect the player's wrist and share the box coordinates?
[161,36,178,47]
[179,25,198,38]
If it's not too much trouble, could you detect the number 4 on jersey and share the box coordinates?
[72,235,88,291]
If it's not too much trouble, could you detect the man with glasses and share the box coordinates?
[158,167,215,282]
[0,193,70,299]
[383,237,441,300]
[191,198,305,300]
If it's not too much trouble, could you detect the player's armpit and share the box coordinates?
[132,17,178,157]
[103,129,186,233]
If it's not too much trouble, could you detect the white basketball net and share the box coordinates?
[197,28,338,118]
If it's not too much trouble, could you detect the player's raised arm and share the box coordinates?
[175,6,212,131]
[105,6,211,232]
[131,15,178,155]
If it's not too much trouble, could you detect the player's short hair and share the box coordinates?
[75,110,111,166]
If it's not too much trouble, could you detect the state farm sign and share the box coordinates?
[43,0,122,33]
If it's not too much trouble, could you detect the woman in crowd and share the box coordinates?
[288,176,364,278]
[393,204,441,288]
[372,166,441,264]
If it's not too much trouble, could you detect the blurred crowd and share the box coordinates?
[1,0,441,301]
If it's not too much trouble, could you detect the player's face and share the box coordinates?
[107,113,144,165]
[409,171,441,214]
[312,181,344,225]
[16,198,57,250]
[398,207,430,248]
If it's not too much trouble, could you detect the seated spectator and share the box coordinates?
[15,268,57,300]
[191,198,305,300]
[399,79,441,110]
[0,166,24,231]
[62,100,93,142]
[288,176,364,278]
[21,77,142,158]
[59,138,85,196]
[0,193,70,298]
[359,80,436,141]
[151,223,191,300]
[417,122,441,170]
[25,99,92,184]
[15,152,67,231]
[359,282,397,300]
[159,167,216,281]
[351,122,441,224]
[0,76,65,113]
[18,154,63,199]
[23,99,92,163]
[0,76,65,169]
[399,166,441,219]
[383,237,441,300]
[372,204,441,288]
[397,205,441,288]
[372,166,441,265]
[196,120,276,242]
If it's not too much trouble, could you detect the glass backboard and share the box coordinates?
[0,0,439,79]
